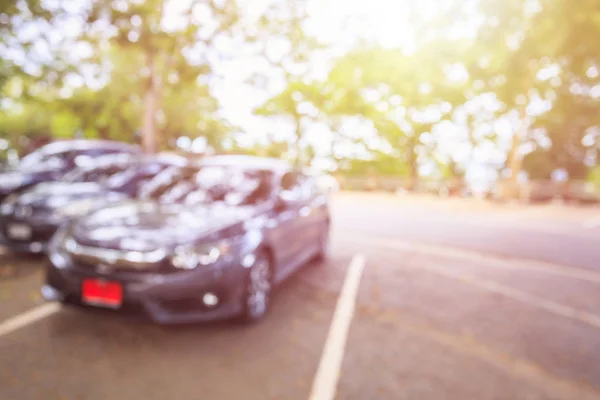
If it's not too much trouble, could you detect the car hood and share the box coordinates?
[0,170,35,193]
[0,165,63,194]
[70,200,258,252]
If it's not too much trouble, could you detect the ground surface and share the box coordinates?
[1,193,599,400]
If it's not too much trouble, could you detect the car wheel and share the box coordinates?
[242,252,273,322]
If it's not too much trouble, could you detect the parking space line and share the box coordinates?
[422,263,600,330]
[309,254,366,400]
[368,306,600,400]
[583,217,600,229]
[0,303,61,339]
[338,234,600,328]
[338,232,600,284]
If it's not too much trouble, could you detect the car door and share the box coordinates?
[297,175,328,253]
[270,171,307,281]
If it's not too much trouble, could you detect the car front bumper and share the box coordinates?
[42,256,250,324]
[0,218,59,254]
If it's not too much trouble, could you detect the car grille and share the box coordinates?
[69,249,178,275]
[1,221,56,243]
[14,205,32,218]
[71,253,164,272]
[65,237,167,269]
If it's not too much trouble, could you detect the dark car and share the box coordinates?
[0,140,141,204]
[42,155,331,323]
[0,153,188,254]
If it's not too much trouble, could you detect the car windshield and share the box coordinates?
[136,166,197,201]
[103,165,147,190]
[20,147,73,170]
[141,165,274,206]
[63,163,131,183]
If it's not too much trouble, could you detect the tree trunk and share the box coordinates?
[329,118,344,164]
[506,111,527,200]
[293,116,302,167]
[407,135,419,191]
[97,126,109,140]
[142,52,158,154]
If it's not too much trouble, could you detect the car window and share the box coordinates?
[64,163,130,183]
[115,163,167,193]
[280,172,306,202]
[72,149,114,168]
[161,165,275,206]
[138,166,198,201]
[19,146,54,167]
[48,149,86,163]
[104,163,161,191]
[281,171,298,191]
[21,144,136,170]
[20,149,72,170]
[300,176,317,200]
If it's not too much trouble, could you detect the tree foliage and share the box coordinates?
[1,0,599,190]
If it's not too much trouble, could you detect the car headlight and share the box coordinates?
[171,240,232,270]
[57,199,98,218]
[0,203,13,215]
[0,194,19,215]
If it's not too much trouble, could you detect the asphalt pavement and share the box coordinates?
[333,193,600,271]
[1,193,600,400]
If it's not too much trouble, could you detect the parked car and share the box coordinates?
[0,153,187,254]
[42,155,331,323]
[0,140,141,204]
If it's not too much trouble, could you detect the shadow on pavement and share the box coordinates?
[0,251,46,281]
[0,262,341,400]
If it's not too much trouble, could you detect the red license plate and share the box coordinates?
[82,279,123,308]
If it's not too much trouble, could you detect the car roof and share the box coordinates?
[75,152,189,171]
[36,140,140,155]
[199,155,292,172]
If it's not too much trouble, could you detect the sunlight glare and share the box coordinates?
[309,0,416,49]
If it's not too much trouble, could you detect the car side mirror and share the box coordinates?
[275,191,293,212]
[275,196,287,212]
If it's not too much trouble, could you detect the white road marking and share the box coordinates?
[338,233,600,327]
[309,254,366,400]
[0,303,61,339]
[339,232,600,284]
[583,217,600,229]
[421,263,600,330]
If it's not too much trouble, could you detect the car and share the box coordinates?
[0,140,141,204]
[42,155,331,324]
[0,153,188,254]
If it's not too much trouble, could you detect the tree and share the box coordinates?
[524,88,600,180]
[308,73,380,164]
[251,0,327,166]
[255,79,324,166]
[255,73,378,167]
[520,0,600,181]
[328,44,467,187]
[0,0,55,91]
[80,0,240,152]
[446,0,600,193]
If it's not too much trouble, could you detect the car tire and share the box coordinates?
[241,252,273,323]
